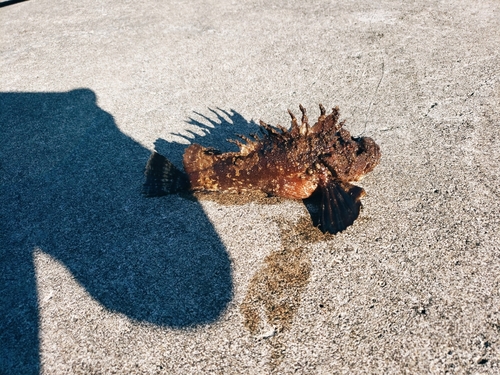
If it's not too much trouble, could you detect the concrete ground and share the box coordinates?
[1,0,499,373]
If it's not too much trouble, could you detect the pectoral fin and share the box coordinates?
[142,152,190,196]
[318,181,365,234]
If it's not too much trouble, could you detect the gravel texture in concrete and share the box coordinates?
[1,0,500,373]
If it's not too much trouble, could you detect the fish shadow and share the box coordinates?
[154,107,261,169]
[0,89,233,374]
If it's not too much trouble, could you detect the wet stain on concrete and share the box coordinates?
[240,216,327,368]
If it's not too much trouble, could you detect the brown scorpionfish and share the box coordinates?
[143,104,381,234]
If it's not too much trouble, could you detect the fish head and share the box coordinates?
[320,131,381,182]
[352,136,381,179]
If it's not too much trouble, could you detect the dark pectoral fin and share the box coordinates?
[142,152,190,197]
[318,181,365,234]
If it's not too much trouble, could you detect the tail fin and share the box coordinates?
[318,181,365,234]
[142,152,190,197]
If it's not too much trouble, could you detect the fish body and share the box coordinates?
[144,105,381,234]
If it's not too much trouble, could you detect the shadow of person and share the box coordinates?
[0,89,233,374]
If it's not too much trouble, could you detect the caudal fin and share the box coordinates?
[318,181,365,234]
[142,152,190,197]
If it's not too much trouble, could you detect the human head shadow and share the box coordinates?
[0,89,233,374]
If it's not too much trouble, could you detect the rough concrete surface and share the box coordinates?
[1,0,499,374]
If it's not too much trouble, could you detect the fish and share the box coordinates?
[143,104,381,234]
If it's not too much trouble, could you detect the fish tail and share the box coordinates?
[142,152,190,197]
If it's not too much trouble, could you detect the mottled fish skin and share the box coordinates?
[143,105,381,234]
